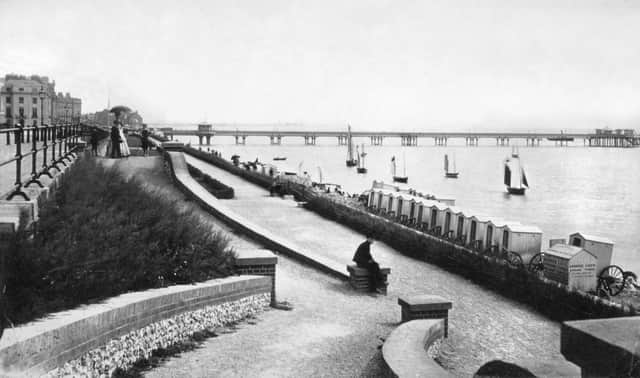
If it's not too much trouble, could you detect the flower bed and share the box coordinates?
[187,164,235,199]
[44,293,269,377]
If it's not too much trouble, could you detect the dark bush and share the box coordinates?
[4,158,235,325]
[187,165,235,199]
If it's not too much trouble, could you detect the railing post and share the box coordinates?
[25,123,43,188]
[38,124,53,179]
[57,124,67,167]
[49,124,62,172]
[7,123,30,201]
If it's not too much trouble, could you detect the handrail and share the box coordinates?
[0,122,86,201]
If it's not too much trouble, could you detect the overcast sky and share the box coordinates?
[1,0,639,130]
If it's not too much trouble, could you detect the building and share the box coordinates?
[88,108,143,128]
[0,74,81,127]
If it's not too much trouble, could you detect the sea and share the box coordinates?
[163,127,640,276]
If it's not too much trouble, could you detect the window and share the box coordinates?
[18,87,24,91]
[5,96,10,103]
[18,107,24,117]
[18,97,24,104]
[32,108,38,118]
[5,106,11,116]
[572,238,582,247]
[32,97,37,104]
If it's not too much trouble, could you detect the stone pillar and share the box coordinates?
[398,294,452,337]
[234,249,278,306]
[561,317,640,377]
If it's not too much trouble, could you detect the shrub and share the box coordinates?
[4,158,235,325]
[187,165,235,199]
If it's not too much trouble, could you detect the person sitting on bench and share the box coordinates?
[352,234,384,293]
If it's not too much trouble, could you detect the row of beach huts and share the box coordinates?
[364,181,618,293]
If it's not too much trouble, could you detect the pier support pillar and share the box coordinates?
[198,135,203,145]
[206,136,211,145]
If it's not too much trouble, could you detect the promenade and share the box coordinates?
[153,153,570,376]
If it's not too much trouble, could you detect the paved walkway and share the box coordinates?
[167,154,570,376]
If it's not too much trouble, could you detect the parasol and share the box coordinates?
[109,106,132,122]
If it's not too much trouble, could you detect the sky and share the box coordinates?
[1,0,639,131]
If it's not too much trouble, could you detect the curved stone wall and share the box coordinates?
[0,275,271,376]
[382,319,451,377]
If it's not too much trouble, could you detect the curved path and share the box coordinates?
[182,155,569,375]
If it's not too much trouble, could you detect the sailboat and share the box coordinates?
[357,144,368,174]
[345,124,357,167]
[444,153,459,178]
[391,154,408,183]
[504,147,529,195]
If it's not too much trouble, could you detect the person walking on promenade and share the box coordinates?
[118,122,131,158]
[110,122,121,158]
[141,124,150,156]
[90,128,99,156]
[352,234,384,293]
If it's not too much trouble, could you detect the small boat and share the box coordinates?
[391,154,408,183]
[357,144,367,174]
[444,153,459,178]
[504,148,528,195]
[345,124,357,167]
[273,156,287,161]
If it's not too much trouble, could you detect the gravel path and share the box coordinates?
[107,155,565,377]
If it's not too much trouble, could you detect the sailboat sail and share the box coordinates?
[317,166,323,184]
[356,145,360,167]
[522,169,529,188]
[504,163,511,186]
[391,156,396,176]
[444,154,449,172]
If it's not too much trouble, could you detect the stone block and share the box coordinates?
[346,264,391,294]
[561,316,640,377]
[234,249,278,267]
[398,294,452,337]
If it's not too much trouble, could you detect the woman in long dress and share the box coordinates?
[118,123,131,158]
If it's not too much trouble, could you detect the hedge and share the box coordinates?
[187,164,235,199]
[3,158,235,325]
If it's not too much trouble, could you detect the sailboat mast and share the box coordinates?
[347,124,353,161]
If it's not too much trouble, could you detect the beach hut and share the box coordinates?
[468,215,492,250]
[489,219,519,251]
[441,206,463,239]
[451,208,466,242]
[414,200,431,229]
[568,233,614,275]
[543,244,598,292]
[503,224,543,264]
[379,190,394,215]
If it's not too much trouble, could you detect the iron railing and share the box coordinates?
[0,122,85,201]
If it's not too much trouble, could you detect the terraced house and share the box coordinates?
[0,74,81,127]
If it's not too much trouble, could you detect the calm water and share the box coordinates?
[171,132,640,275]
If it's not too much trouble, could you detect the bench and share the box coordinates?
[347,264,391,294]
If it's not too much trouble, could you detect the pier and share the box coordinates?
[153,124,640,147]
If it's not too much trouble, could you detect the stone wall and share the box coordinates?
[0,275,271,376]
